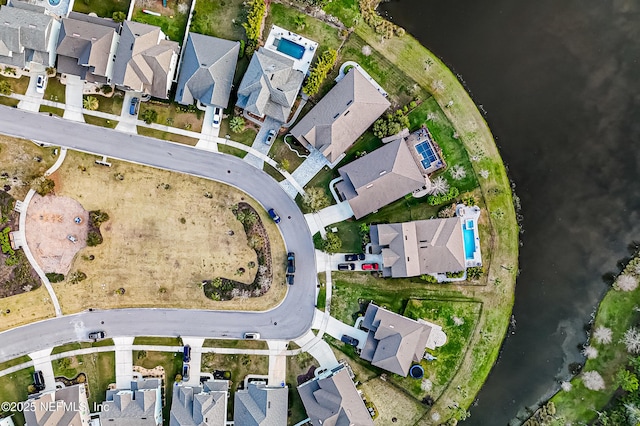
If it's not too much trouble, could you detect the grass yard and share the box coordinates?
[132,0,190,43]
[266,3,344,53]
[269,137,307,172]
[221,120,258,148]
[39,105,64,117]
[139,100,204,133]
[203,339,267,350]
[0,136,56,200]
[73,0,129,18]
[316,285,326,310]
[0,96,19,107]
[133,350,183,422]
[0,75,29,95]
[0,355,31,372]
[94,91,124,116]
[137,126,199,146]
[190,0,247,40]
[263,163,285,182]
[52,352,115,408]
[83,115,118,129]
[43,77,65,103]
[218,144,247,159]
[51,339,115,355]
[50,150,287,313]
[323,0,360,27]
[286,351,317,425]
[0,366,34,425]
[360,377,428,425]
[134,336,181,346]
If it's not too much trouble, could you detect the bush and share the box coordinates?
[86,231,103,247]
[229,116,245,133]
[101,84,113,94]
[420,274,438,283]
[0,80,12,95]
[242,0,266,45]
[68,271,87,284]
[303,49,338,96]
[33,177,55,196]
[46,273,64,283]
[446,270,465,278]
[427,186,459,206]
[90,210,110,227]
[302,187,331,212]
[372,109,410,138]
[1,227,14,256]
[323,232,342,254]
[466,266,484,280]
[141,109,158,124]
[239,39,245,58]
[112,11,126,23]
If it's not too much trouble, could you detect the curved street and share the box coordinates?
[0,105,318,363]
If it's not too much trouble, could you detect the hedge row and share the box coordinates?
[427,187,459,206]
[303,49,337,97]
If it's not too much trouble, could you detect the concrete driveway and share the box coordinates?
[62,75,85,122]
[244,117,282,168]
[200,105,221,139]
[17,73,45,112]
[115,91,141,134]
[305,201,354,236]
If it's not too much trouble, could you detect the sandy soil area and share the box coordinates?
[25,194,89,274]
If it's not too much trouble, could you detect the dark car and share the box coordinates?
[286,274,295,285]
[88,331,106,341]
[341,335,359,346]
[287,252,295,274]
[33,370,45,391]
[183,345,191,363]
[361,263,379,271]
[182,364,190,381]
[129,97,139,115]
[338,263,355,271]
[268,208,281,224]
[345,253,366,261]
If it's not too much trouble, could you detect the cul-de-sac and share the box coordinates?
[0,0,518,425]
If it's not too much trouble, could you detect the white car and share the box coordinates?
[212,107,222,128]
[35,75,45,93]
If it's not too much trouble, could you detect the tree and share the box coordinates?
[615,368,639,392]
[302,187,331,212]
[242,0,266,46]
[430,176,449,196]
[593,326,613,344]
[83,96,99,111]
[141,109,157,124]
[323,232,342,254]
[112,11,126,23]
[279,158,290,171]
[293,14,306,31]
[582,345,598,359]
[0,80,12,95]
[90,210,110,227]
[229,116,245,133]
[582,370,605,391]
[87,231,103,247]
[33,177,55,196]
[302,49,337,96]
[45,67,56,77]
[623,327,640,354]
[614,274,638,291]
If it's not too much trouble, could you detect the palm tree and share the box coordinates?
[294,15,305,31]
[83,96,99,111]
[229,116,245,133]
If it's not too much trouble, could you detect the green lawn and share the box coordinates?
[132,1,189,43]
[139,100,204,132]
[0,366,35,425]
[323,0,360,27]
[286,351,317,425]
[133,350,183,422]
[133,336,182,346]
[52,352,115,409]
[0,355,31,372]
[203,339,268,350]
[316,285,326,310]
[94,91,124,115]
[44,76,66,103]
[39,105,64,117]
[0,96,19,107]
[51,340,115,355]
[137,126,199,146]
[218,144,248,159]
[263,163,285,182]
[221,121,258,147]
[301,164,337,204]
[84,115,118,128]
[0,75,29,95]
[269,136,307,172]
[73,0,129,18]
[266,3,344,53]
[190,0,247,40]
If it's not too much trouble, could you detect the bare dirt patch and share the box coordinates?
[24,194,89,274]
[50,151,287,314]
[0,136,56,200]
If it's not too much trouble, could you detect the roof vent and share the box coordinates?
[366,184,373,189]
[91,37,97,41]
[72,33,80,37]
[379,170,387,176]
[346,99,353,106]
[28,24,36,29]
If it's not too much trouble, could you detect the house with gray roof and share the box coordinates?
[298,365,373,426]
[335,139,429,219]
[100,378,162,425]
[291,67,390,163]
[370,217,465,277]
[22,384,90,426]
[170,380,229,426]
[56,12,119,83]
[175,33,239,108]
[360,303,444,377]
[233,382,288,426]
[112,20,179,99]
[0,2,56,69]
[236,47,305,122]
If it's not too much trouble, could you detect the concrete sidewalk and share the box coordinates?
[305,201,354,237]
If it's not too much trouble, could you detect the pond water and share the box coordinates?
[379,0,640,423]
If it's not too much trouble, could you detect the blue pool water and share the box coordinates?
[276,38,305,60]
[416,141,438,169]
[49,0,61,5]
[463,225,476,260]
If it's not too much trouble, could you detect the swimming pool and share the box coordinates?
[276,38,305,60]
[463,223,476,260]
[416,141,438,169]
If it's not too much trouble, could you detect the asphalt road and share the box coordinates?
[0,106,317,362]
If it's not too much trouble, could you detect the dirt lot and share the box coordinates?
[0,136,56,200]
[24,194,89,274]
[50,151,287,314]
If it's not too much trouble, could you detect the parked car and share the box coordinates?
[212,107,222,127]
[183,345,191,363]
[268,208,281,224]
[33,370,45,391]
[265,129,276,145]
[88,331,106,341]
[338,263,355,271]
[286,274,294,285]
[244,332,260,339]
[345,253,366,261]
[286,252,295,274]
[341,335,359,346]
[67,235,78,243]
[35,75,45,93]
[361,263,379,271]
[129,97,139,115]
[182,363,190,381]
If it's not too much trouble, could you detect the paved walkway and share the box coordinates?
[305,201,354,237]
[62,75,85,123]
[29,348,55,391]
[291,147,331,187]
[293,330,338,369]
[113,337,134,389]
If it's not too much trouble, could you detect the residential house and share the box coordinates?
[359,303,446,376]
[298,365,373,426]
[99,378,162,425]
[112,20,179,99]
[175,33,239,108]
[233,382,288,426]
[291,67,390,163]
[0,416,15,426]
[235,47,305,123]
[22,384,90,426]
[335,139,429,219]
[0,2,56,69]
[55,12,120,84]
[170,380,229,426]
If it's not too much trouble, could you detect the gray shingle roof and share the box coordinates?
[233,382,288,426]
[0,4,53,68]
[236,47,304,122]
[291,68,390,162]
[112,20,179,99]
[175,33,239,107]
[298,366,373,426]
[100,379,162,425]
[23,384,90,426]
[56,14,118,81]
[371,217,465,277]
[336,139,427,219]
[360,304,432,376]
[170,380,229,426]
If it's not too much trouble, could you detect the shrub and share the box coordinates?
[0,80,11,95]
[33,177,55,196]
[582,370,605,391]
[427,186,459,206]
[466,266,484,280]
[1,227,14,256]
[446,270,465,278]
[45,273,64,283]
[229,116,245,133]
[242,0,266,46]
[112,11,126,23]
[372,109,410,138]
[302,187,331,212]
[615,368,639,392]
[239,39,245,58]
[90,210,110,227]
[593,326,613,345]
[101,84,113,94]
[303,49,338,97]
[614,274,638,292]
[323,233,342,254]
[420,274,438,283]
[68,271,87,284]
[83,96,99,111]
[141,109,158,124]
[86,231,103,247]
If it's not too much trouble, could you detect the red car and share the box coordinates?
[361,263,379,271]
